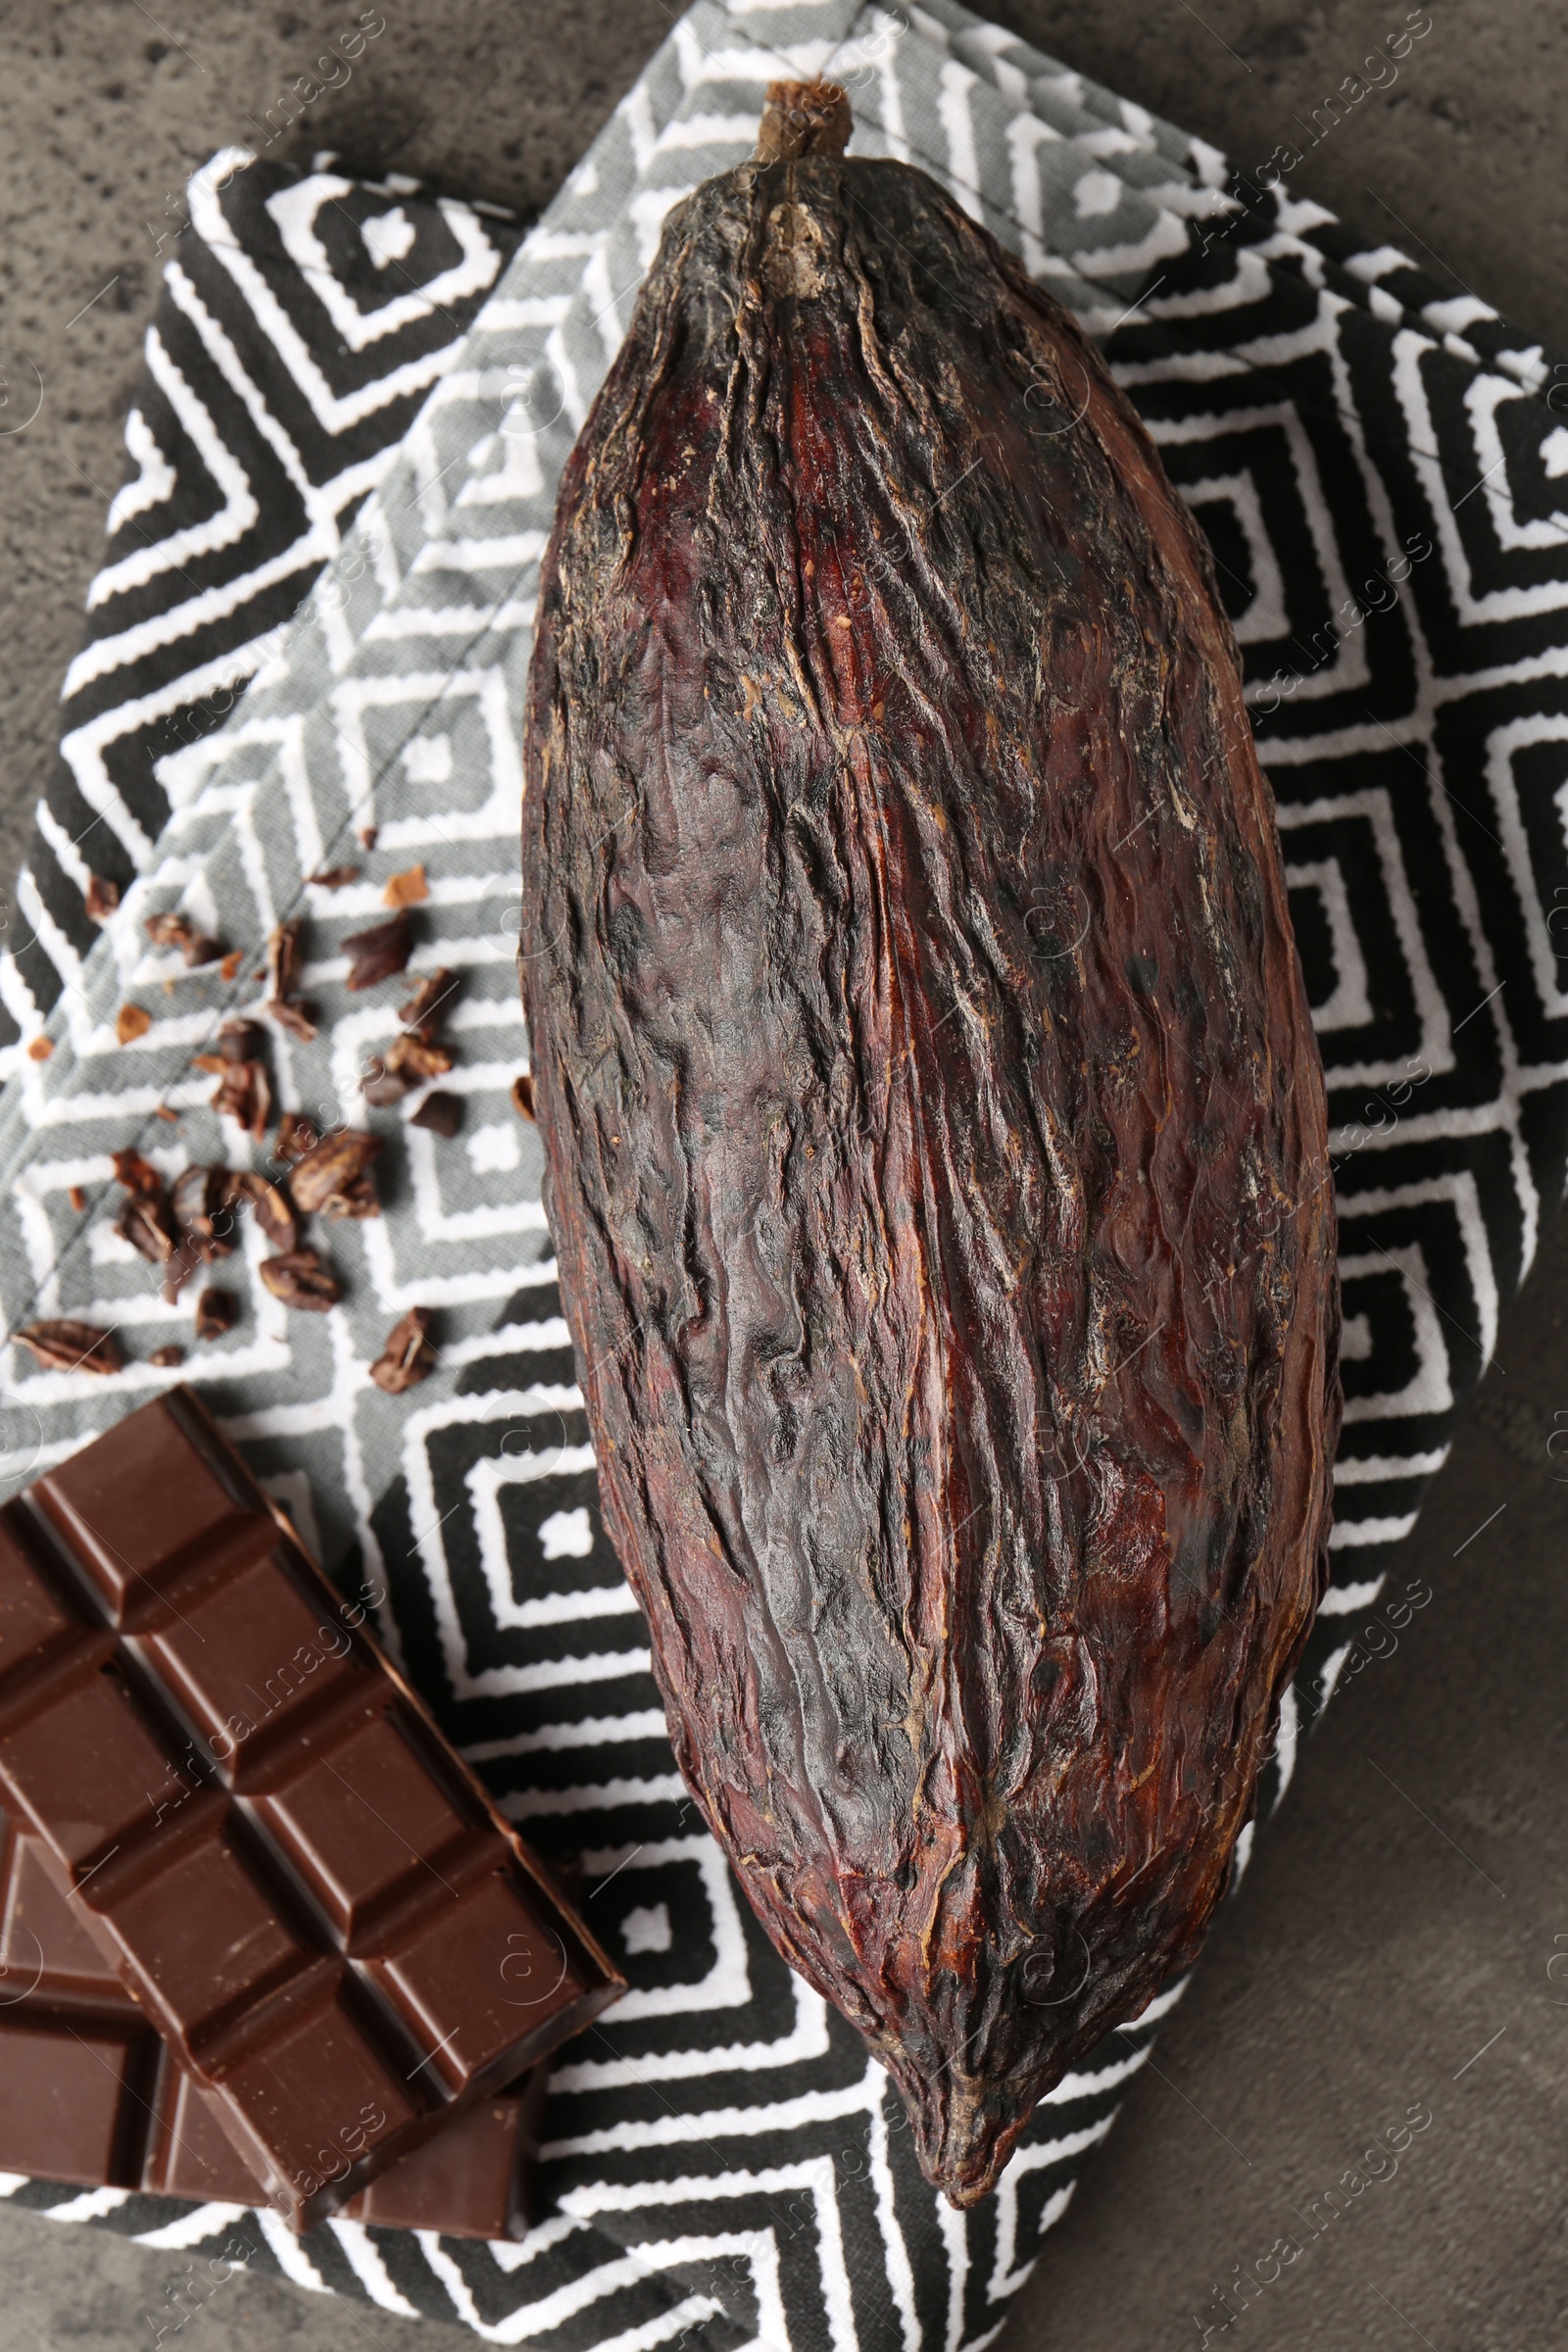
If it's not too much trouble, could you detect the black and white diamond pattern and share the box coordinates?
[0,152,520,1051]
[1,0,1566,2345]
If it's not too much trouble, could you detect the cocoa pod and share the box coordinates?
[521,83,1338,2207]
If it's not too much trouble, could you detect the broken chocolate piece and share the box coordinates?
[0,1388,621,2228]
[84,875,121,923]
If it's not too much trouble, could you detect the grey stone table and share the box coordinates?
[0,5,1563,2346]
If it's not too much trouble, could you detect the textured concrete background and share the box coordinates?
[0,4,1564,2346]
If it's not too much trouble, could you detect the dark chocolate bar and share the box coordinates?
[0,1389,620,2230]
[0,1804,548,2236]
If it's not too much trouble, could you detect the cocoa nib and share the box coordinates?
[268,997,318,1043]
[111,1148,163,1198]
[398,968,458,1037]
[171,1165,233,1260]
[208,1056,270,1141]
[223,1169,297,1255]
[259,1249,342,1310]
[369,1306,437,1394]
[194,1287,239,1341]
[361,1031,454,1102]
[264,917,317,1040]
[287,1128,381,1219]
[218,1020,266,1063]
[272,1111,319,1165]
[410,1090,463,1138]
[15,1320,122,1375]
[510,1071,535,1122]
[308,864,360,890]
[149,1345,185,1368]
[116,1192,177,1267]
[85,874,121,923]
[144,911,222,966]
[266,916,305,1002]
[342,911,413,991]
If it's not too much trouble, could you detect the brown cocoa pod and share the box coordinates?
[521,83,1338,2207]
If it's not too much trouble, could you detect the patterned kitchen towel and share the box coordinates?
[2,1,1566,2346]
[0,152,523,1058]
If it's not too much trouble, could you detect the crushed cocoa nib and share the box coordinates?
[288,1127,381,1219]
[259,1249,343,1310]
[273,1111,319,1165]
[68,1185,86,1213]
[369,1306,437,1394]
[144,912,223,966]
[171,1165,233,1259]
[266,917,305,1002]
[261,918,318,1039]
[85,874,121,923]
[194,1287,239,1341]
[308,865,360,889]
[116,1004,151,1044]
[383,863,428,908]
[217,1020,266,1063]
[511,1071,536,1121]
[116,1193,177,1266]
[153,1106,179,1124]
[149,1345,186,1368]
[223,1169,298,1254]
[267,996,318,1043]
[398,968,458,1036]
[209,1057,270,1141]
[112,1148,163,1198]
[358,824,378,852]
[219,950,243,982]
[16,1320,122,1375]
[410,1090,463,1139]
[25,1038,53,1062]
[362,1031,454,1102]
[342,911,413,991]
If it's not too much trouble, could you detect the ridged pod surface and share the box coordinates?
[521,86,1339,2206]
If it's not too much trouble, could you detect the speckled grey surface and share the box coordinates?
[0,6,1564,2347]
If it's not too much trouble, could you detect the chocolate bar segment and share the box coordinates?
[0,1389,619,2229]
[0,1807,548,2236]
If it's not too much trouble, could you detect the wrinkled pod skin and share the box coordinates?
[521,87,1340,2207]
